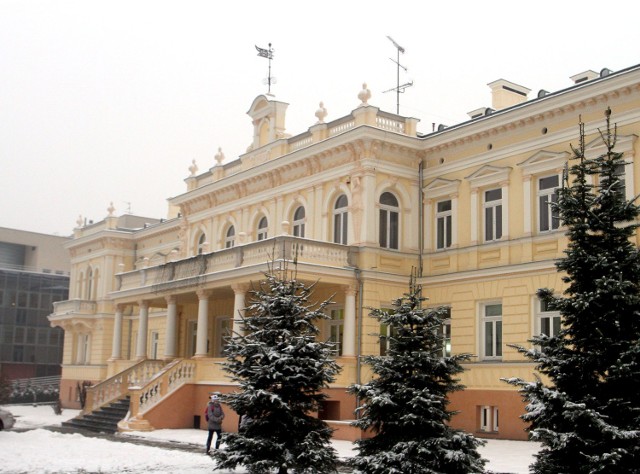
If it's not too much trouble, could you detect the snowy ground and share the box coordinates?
[0,404,540,473]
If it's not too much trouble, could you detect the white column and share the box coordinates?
[195,290,210,358]
[342,286,357,357]
[135,301,149,360]
[164,296,178,360]
[110,304,124,360]
[232,284,248,337]
[451,195,459,247]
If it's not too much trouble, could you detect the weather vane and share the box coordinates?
[255,43,275,95]
[383,36,413,114]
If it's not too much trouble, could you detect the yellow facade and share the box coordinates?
[50,65,640,440]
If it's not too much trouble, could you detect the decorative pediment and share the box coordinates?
[517,150,569,176]
[465,165,512,189]
[424,178,460,199]
[584,134,637,157]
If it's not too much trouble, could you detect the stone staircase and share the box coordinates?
[61,396,130,434]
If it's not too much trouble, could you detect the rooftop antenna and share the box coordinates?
[255,43,276,96]
[123,201,132,214]
[384,36,413,114]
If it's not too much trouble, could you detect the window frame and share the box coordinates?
[326,307,344,357]
[293,206,306,237]
[225,225,236,249]
[379,192,399,250]
[483,188,503,242]
[480,405,499,432]
[333,195,349,245]
[536,298,561,338]
[481,302,502,360]
[537,174,560,233]
[257,216,268,241]
[436,199,453,250]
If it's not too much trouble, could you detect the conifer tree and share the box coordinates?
[504,109,640,472]
[348,279,486,474]
[212,261,341,474]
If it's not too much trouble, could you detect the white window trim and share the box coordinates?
[480,302,502,361]
[483,188,503,242]
[215,316,232,357]
[466,165,511,243]
[537,174,560,233]
[327,307,344,357]
[480,405,499,432]
[535,298,561,338]
[424,178,460,252]
[518,150,568,236]
[379,193,400,250]
[435,199,453,251]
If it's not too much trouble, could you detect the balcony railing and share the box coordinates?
[117,236,357,293]
[52,299,97,316]
[83,359,166,414]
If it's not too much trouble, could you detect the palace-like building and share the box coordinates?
[50,63,640,441]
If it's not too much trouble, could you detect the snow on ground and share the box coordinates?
[0,404,540,473]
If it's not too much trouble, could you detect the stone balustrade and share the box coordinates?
[116,236,356,293]
[83,359,165,414]
[52,299,97,316]
[127,359,196,421]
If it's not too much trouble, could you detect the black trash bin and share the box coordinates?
[194,415,201,429]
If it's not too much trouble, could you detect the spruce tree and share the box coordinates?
[348,280,486,474]
[212,262,341,474]
[504,109,640,472]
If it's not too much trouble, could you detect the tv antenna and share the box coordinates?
[255,43,276,95]
[383,36,413,114]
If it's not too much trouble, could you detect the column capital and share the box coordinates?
[137,300,149,310]
[196,289,212,300]
[165,295,177,305]
[343,284,357,296]
[231,283,250,294]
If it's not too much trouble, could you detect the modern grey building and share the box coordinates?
[0,227,70,379]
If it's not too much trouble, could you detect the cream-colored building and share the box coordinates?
[50,64,640,440]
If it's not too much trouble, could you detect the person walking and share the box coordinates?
[205,394,225,454]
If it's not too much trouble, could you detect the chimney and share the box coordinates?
[570,70,598,84]
[488,79,531,111]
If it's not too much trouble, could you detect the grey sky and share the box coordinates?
[1,0,638,236]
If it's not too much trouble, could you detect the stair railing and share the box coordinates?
[128,358,196,420]
[84,359,165,414]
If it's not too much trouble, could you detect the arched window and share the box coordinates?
[333,195,348,245]
[293,206,306,237]
[379,192,399,249]
[225,226,235,249]
[197,233,207,254]
[85,267,93,300]
[257,216,268,241]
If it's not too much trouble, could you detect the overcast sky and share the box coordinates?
[1,0,639,236]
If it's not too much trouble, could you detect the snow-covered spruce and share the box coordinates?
[212,262,341,474]
[504,109,640,473]
[348,282,486,473]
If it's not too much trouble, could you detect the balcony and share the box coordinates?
[116,236,358,294]
[52,299,97,316]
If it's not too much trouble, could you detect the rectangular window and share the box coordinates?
[538,175,560,232]
[436,200,452,250]
[328,308,344,356]
[480,405,499,432]
[442,313,452,357]
[538,299,561,337]
[150,331,159,359]
[484,188,503,242]
[482,303,502,360]
[216,317,232,357]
